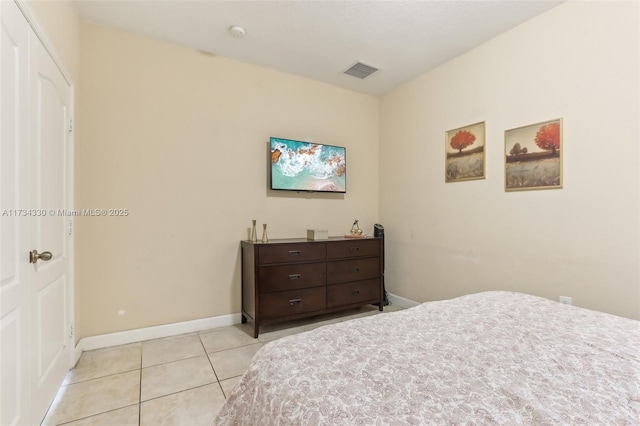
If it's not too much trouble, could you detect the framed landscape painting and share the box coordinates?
[445,121,486,183]
[504,118,562,192]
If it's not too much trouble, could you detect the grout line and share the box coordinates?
[198,332,230,399]
[205,341,262,355]
[199,334,220,382]
[141,352,208,369]
[53,403,140,426]
[140,382,222,404]
[64,367,141,386]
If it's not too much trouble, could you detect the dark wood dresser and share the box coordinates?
[241,237,384,337]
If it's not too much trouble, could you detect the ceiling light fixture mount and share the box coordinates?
[228,25,246,38]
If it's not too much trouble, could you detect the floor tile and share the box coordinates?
[199,325,258,353]
[60,405,139,426]
[140,384,226,426]
[142,334,205,367]
[258,324,307,342]
[64,343,141,385]
[301,306,392,330]
[208,343,263,381]
[219,376,242,398]
[44,305,407,425]
[141,355,217,401]
[384,303,404,312]
[42,370,140,425]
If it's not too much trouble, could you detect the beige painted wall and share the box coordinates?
[27,0,639,340]
[380,1,639,319]
[25,0,79,80]
[78,23,379,337]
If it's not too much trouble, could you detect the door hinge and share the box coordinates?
[68,117,74,132]
[68,220,73,236]
[69,323,74,339]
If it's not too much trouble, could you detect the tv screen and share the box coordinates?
[270,137,346,193]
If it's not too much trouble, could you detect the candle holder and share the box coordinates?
[250,220,257,242]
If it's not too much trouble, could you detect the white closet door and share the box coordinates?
[1,1,74,424]
[28,24,74,425]
[0,1,30,424]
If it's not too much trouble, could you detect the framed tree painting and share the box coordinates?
[445,121,486,182]
[505,118,563,191]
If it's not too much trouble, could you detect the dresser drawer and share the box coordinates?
[260,287,326,319]
[258,243,326,264]
[327,279,380,308]
[326,239,380,259]
[259,263,326,293]
[326,257,380,285]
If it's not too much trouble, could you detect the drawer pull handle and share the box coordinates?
[288,274,301,280]
[351,290,360,296]
[288,250,301,255]
[349,268,360,273]
[289,298,302,305]
[349,247,359,252]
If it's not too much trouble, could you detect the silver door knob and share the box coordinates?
[30,250,53,264]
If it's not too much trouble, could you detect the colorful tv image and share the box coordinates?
[270,137,346,193]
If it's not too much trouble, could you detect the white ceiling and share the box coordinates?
[74,0,564,96]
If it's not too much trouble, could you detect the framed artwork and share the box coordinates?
[445,121,486,182]
[505,118,563,192]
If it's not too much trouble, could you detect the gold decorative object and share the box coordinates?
[250,220,257,242]
[350,220,363,235]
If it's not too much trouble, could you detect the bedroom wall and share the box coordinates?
[77,23,379,338]
[379,1,640,320]
[25,0,80,79]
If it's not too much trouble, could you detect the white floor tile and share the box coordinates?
[44,305,405,424]
[58,404,139,426]
[140,384,226,426]
[65,343,141,385]
[199,324,258,353]
[142,334,205,367]
[42,371,139,425]
[208,343,263,381]
[141,355,217,401]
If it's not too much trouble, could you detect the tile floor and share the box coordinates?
[42,303,403,426]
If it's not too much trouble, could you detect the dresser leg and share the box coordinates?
[253,323,259,338]
[241,314,247,324]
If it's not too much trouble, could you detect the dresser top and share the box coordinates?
[242,236,379,245]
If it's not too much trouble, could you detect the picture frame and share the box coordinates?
[445,121,486,183]
[504,118,563,192]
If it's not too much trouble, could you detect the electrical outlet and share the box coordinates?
[559,296,572,305]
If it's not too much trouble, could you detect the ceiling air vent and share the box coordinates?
[344,62,378,79]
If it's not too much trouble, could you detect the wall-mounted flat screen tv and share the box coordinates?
[270,137,346,193]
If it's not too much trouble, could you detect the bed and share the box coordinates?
[215,291,640,425]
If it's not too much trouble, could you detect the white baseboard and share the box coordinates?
[76,313,242,354]
[73,341,83,366]
[387,292,420,308]
[73,296,418,358]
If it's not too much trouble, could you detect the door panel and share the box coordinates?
[37,71,67,260]
[0,1,30,424]
[1,310,24,426]
[37,276,66,378]
[29,28,73,424]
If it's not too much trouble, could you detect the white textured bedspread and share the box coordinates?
[215,291,640,425]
